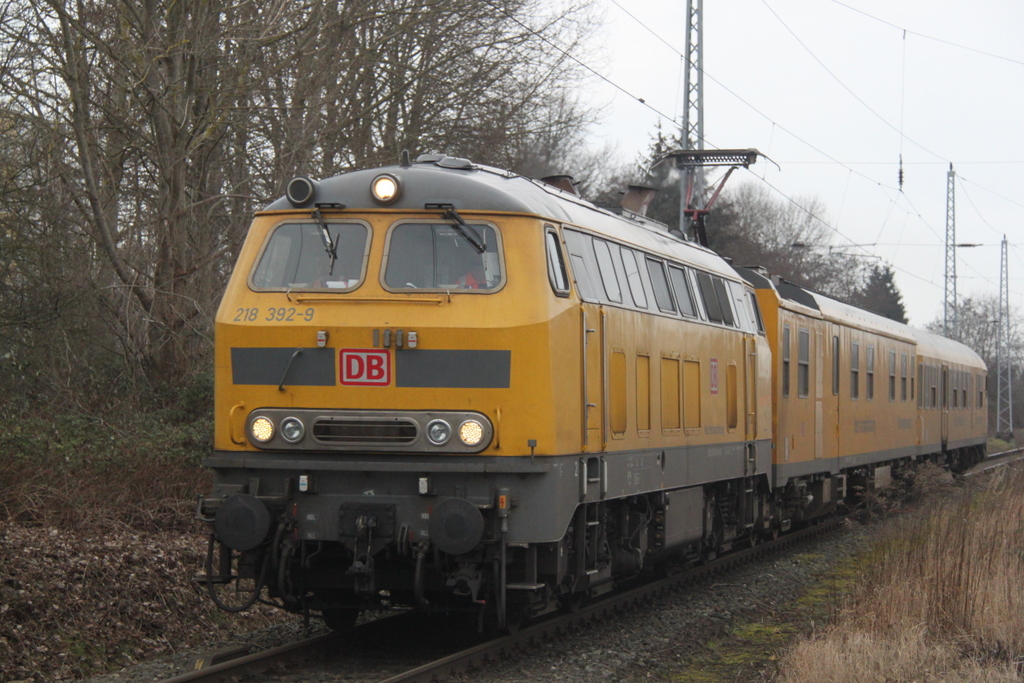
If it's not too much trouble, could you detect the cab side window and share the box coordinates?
[545,228,570,297]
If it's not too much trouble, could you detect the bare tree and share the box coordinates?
[926,294,1023,431]
[0,0,598,392]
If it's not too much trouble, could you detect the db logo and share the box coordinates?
[339,349,391,386]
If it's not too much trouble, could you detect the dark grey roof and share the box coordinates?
[263,157,614,225]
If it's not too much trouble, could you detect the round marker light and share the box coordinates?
[280,417,305,443]
[371,174,401,204]
[286,176,318,207]
[251,417,275,443]
[459,420,484,447]
[426,419,452,446]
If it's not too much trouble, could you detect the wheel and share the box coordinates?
[321,607,360,632]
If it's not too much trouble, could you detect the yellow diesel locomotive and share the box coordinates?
[200,154,986,630]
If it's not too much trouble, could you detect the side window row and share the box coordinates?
[557,227,763,334]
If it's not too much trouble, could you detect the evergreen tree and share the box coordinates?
[849,265,908,323]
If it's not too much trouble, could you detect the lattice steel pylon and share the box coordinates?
[679,0,705,239]
[944,164,958,339]
[997,234,1013,437]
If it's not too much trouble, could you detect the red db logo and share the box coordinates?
[340,349,391,386]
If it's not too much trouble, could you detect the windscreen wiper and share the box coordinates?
[428,205,486,254]
[311,207,338,275]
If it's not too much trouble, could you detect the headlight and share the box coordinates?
[458,420,484,446]
[426,419,452,446]
[371,174,401,204]
[251,417,275,443]
[280,417,305,443]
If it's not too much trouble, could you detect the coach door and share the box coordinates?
[824,325,841,461]
[941,365,950,446]
[744,335,757,441]
[815,329,824,459]
[581,304,606,451]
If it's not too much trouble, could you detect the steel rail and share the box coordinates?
[965,446,1024,477]
[376,515,846,683]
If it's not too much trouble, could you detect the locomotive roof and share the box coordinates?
[260,156,743,281]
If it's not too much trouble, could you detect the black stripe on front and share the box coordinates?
[231,347,336,386]
[396,350,511,388]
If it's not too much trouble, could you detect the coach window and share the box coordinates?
[749,292,766,334]
[668,265,697,317]
[978,374,984,408]
[900,353,908,401]
[782,325,791,398]
[913,356,921,403]
[866,345,875,400]
[850,341,860,400]
[646,259,676,313]
[544,229,570,297]
[563,229,602,301]
[729,282,755,333]
[797,328,810,398]
[696,272,723,323]
[713,277,736,326]
[695,272,735,325]
[888,350,897,401]
[962,374,968,409]
[941,368,948,408]
[917,363,924,408]
[621,249,648,308]
[252,220,370,291]
[832,335,840,395]
[593,239,622,303]
[383,222,502,291]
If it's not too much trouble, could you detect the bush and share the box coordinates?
[778,466,1024,682]
[0,374,214,532]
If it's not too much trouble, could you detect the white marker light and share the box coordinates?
[371,174,401,204]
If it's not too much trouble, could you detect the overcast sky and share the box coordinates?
[584,0,1024,327]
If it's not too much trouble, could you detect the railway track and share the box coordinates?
[149,448,1024,683]
[965,446,1024,477]
[158,515,847,683]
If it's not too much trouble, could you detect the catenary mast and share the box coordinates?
[944,164,958,339]
[997,234,1013,438]
[680,0,704,238]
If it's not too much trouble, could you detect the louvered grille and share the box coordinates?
[312,419,418,444]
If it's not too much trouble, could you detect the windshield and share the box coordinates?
[251,222,369,290]
[383,222,502,291]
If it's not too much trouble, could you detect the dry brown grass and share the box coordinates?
[779,465,1024,682]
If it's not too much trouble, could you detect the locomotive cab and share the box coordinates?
[201,158,606,627]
